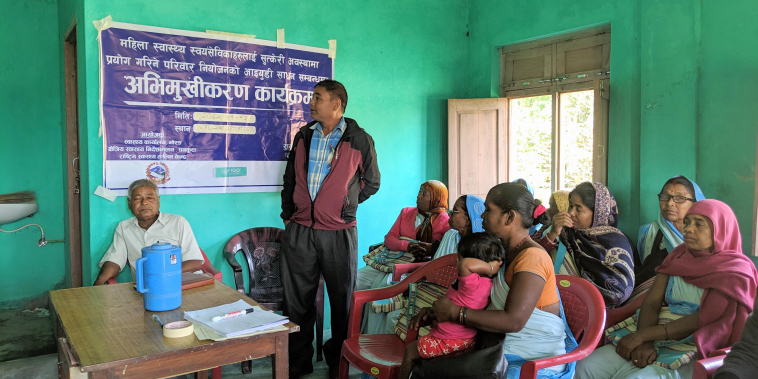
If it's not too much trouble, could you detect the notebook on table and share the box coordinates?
[181,272,215,290]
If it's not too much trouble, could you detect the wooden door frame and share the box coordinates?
[64,19,82,287]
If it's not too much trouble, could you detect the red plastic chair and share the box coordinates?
[392,262,428,281]
[605,291,646,328]
[600,285,735,378]
[597,291,648,348]
[339,254,459,379]
[105,249,221,283]
[518,275,606,378]
[692,348,731,379]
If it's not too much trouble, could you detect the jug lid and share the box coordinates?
[149,241,175,250]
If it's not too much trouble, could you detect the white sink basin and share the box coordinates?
[0,202,38,225]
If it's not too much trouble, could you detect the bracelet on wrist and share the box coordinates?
[662,324,669,340]
[462,307,468,325]
[458,306,464,324]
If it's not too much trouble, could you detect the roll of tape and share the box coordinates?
[163,321,194,338]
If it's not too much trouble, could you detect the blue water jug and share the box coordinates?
[135,242,182,311]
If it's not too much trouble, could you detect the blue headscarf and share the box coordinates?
[432,195,485,260]
[465,195,485,233]
[512,178,542,234]
[638,176,706,263]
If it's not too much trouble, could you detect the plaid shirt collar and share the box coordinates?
[310,117,346,135]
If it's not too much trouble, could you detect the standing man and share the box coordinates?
[280,80,380,378]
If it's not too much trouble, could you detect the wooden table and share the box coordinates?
[50,281,299,379]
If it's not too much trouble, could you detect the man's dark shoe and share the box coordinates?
[289,365,314,379]
[328,365,340,379]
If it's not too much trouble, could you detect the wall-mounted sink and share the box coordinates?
[0,202,38,225]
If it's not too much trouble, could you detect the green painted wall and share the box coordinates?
[698,0,758,252]
[75,0,469,301]
[638,0,699,224]
[4,0,758,315]
[467,0,758,248]
[467,0,643,236]
[0,0,67,308]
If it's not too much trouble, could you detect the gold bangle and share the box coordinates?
[458,306,464,324]
[462,307,468,325]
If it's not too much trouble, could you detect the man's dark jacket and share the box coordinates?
[281,117,380,230]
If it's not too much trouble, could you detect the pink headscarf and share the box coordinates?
[657,199,758,359]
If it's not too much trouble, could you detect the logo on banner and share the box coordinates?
[215,167,248,177]
[146,162,171,184]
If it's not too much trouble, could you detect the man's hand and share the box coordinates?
[181,259,203,273]
[93,261,121,285]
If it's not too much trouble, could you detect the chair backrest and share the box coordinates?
[555,275,606,344]
[223,227,284,303]
[403,254,458,287]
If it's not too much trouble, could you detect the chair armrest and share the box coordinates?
[202,263,222,281]
[520,307,606,378]
[405,326,420,347]
[519,339,596,379]
[393,262,427,281]
[693,355,726,379]
[346,283,411,339]
[708,347,731,357]
[223,249,245,294]
[346,260,447,339]
[606,292,647,327]
[199,249,223,281]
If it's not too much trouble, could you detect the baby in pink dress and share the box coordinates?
[399,232,505,379]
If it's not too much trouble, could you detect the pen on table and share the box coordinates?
[212,308,255,322]
[152,314,164,328]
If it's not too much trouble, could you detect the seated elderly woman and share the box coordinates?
[356,180,451,291]
[356,180,450,334]
[410,183,575,379]
[535,182,635,308]
[363,194,488,336]
[576,199,758,379]
[433,194,486,259]
[636,175,705,286]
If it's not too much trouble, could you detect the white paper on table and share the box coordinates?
[184,300,289,337]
